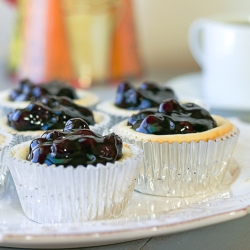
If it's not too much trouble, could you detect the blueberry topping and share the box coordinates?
[127,99,217,135]
[114,81,177,110]
[7,95,95,131]
[26,118,123,167]
[9,79,77,101]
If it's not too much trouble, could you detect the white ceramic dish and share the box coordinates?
[0,118,250,249]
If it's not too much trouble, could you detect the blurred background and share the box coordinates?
[1,0,250,89]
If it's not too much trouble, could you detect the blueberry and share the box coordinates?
[64,118,89,132]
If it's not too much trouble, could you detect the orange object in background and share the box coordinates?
[19,0,76,86]
[9,0,142,87]
[110,0,142,82]
[45,0,76,85]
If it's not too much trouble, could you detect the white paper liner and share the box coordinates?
[0,89,99,115]
[92,111,110,135]
[0,111,110,144]
[96,101,138,126]
[0,117,44,143]
[114,124,239,197]
[74,89,99,110]
[6,142,143,224]
[0,130,15,199]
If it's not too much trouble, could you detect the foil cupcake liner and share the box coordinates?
[7,142,143,224]
[0,118,45,144]
[0,130,16,199]
[115,124,239,197]
[96,101,138,126]
[74,89,100,109]
[91,111,110,135]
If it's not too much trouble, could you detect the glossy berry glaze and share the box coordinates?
[9,79,77,101]
[26,118,123,167]
[127,99,217,135]
[7,95,95,131]
[114,81,177,110]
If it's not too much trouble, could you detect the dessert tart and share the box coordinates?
[113,98,239,197]
[0,79,99,114]
[96,81,177,125]
[0,95,109,142]
[6,118,143,223]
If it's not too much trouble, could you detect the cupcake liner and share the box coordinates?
[6,142,143,224]
[74,89,99,110]
[0,130,16,199]
[114,123,239,197]
[91,111,110,135]
[0,118,45,143]
[96,101,138,126]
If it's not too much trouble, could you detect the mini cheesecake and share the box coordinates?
[6,118,143,223]
[113,99,239,197]
[0,95,109,142]
[0,79,99,114]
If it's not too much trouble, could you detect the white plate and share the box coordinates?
[1,118,250,249]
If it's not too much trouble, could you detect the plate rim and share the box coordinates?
[1,206,249,248]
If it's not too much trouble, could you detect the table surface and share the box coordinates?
[0,67,250,250]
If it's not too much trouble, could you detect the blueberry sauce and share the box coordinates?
[114,81,177,110]
[127,99,217,135]
[26,118,123,167]
[8,95,95,131]
[9,79,77,101]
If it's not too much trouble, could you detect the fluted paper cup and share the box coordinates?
[91,111,110,135]
[96,101,138,126]
[0,130,15,199]
[7,142,143,224]
[113,119,239,197]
